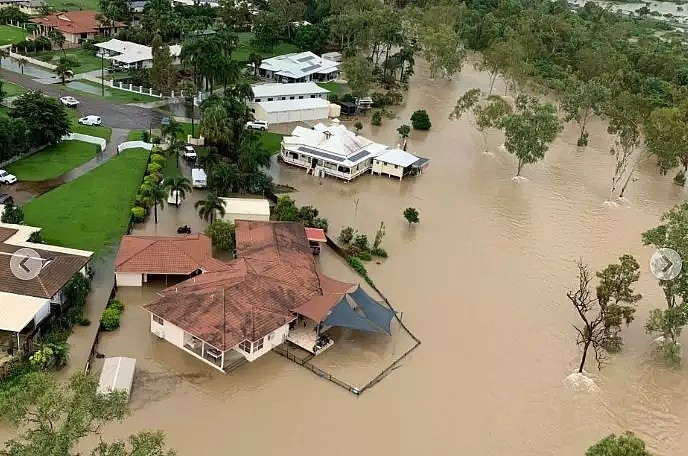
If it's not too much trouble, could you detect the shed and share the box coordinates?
[372,148,429,180]
[253,98,331,124]
[338,101,357,116]
[219,197,271,223]
[97,357,136,400]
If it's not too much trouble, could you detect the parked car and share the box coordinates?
[183,145,197,161]
[0,170,17,185]
[191,168,207,188]
[78,115,102,126]
[246,120,269,131]
[60,96,79,107]
[0,193,14,205]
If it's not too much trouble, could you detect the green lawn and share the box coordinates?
[7,140,99,181]
[1,81,26,98]
[0,25,27,46]
[68,80,161,104]
[45,0,99,10]
[317,81,347,96]
[23,148,150,254]
[232,32,301,63]
[260,131,284,155]
[67,110,112,140]
[127,130,145,141]
[34,48,104,73]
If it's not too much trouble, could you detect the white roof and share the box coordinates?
[219,197,270,216]
[251,82,329,99]
[376,148,421,167]
[98,357,136,399]
[257,98,330,113]
[192,168,207,179]
[259,51,340,80]
[0,222,92,257]
[97,39,181,64]
[0,292,50,332]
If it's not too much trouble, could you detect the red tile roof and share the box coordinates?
[115,234,219,275]
[305,227,327,243]
[144,221,354,351]
[31,11,124,35]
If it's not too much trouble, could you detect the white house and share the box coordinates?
[0,222,92,355]
[219,197,270,223]
[250,82,329,103]
[96,39,182,69]
[250,82,332,123]
[280,120,430,181]
[257,51,340,83]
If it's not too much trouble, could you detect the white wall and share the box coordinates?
[118,141,153,153]
[372,159,404,179]
[223,212,270,224]
[61,135,107,151]
[233,324,289,362]
[34,300,51,325]
[151,314,184,347]
[116,272,143,287]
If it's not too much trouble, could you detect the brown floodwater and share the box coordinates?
[4,59,688,456]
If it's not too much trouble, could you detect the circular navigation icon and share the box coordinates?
[650,248,682,281]
[10,248,43,281]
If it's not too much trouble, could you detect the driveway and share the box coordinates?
[1,68,164,130]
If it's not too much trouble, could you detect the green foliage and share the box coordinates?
[150,153,166,166]
[397,124,411,138]
[150,33,174,93]
[29,342,69,369]
[274,196,299,221]
[338,226,355,245]
[354,121,363,132]
[194,192,226,223]
[342,55,374,97]
[675,171,686,187]
[644,105,688,175]
[1,204,23,224]
[410,109,431,130]
[560,78,609,148]
[371,111,383,126]
[11,91,71,148]
[27,231,43,244]
[347,256,373,286]
[100,307,122,331]
[356,251,372,261]
[108,299,125,312]
[205,219,235,251]
[403,207,420,225]
[586,432,652,456]
[91,430,177,456]
[646,307,688,365]
[147,163,162,174]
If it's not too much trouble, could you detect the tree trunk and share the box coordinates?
[481,131,488,152]
[516,160,524,177]
[578,338,591,373]
[175,192,179,206]
[618,160,638,198]
[154,203,158,224]
[488,72,497,95]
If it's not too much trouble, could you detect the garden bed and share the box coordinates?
[7,140,100,181]
[22,148,150,254]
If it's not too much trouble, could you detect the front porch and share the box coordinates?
[286,319,334,355]
[182,332,245,372]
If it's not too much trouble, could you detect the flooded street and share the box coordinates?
[5,58,688,455]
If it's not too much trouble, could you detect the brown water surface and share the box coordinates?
[5,60,688,456]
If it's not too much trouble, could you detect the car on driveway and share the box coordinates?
[246,120,269,131]
[183,145,197,161]
[78,115,102,126]
[60,96,79,107]
[0,170,17,184]
[0,193,14,206]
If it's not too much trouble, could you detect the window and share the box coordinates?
[268,333,274,341]
[310,95,316,98]
[281,97,286,100]
[298,96,304,99]
[254,98,260,102]
[152,314,163,325]
[267,97,273,101]
[253,338,264,351]
[290,96,295,100]
[394,165,399,169]
[239,340,251,353]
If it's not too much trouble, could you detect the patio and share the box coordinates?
[287,319,334,355]
[182,332,246,371]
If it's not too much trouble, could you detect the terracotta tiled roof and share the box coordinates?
[115,234,215,274]
[31,11,124,35]
[0,243,89,299]
[0,227,17,243]
[305,227,327,243]
[144,221,351,350]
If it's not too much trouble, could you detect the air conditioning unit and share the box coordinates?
[153,328,165,339]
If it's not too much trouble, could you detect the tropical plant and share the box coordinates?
[354,121,363,134]
[162,176,192,206]
[397,124,411,139]
[205,219,235,251]
[410,109,431,130]
[141,181,166,224]
[54,56,75,84]
[371,110,383,126]
[100,306,122,331]
[194,192,226,223]
[403,207,419,225]
[1,204,24,224]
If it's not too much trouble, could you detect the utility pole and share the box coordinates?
[100,52,104,96]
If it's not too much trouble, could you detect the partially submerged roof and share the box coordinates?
[305,227,327,243]
[0,292,49,332]
[219,197,270,216]
[98,357,136,399]
[376,148,424,168]
[251,82,329,99]
[115,234,216,274]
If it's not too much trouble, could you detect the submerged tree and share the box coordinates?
[644,104,688,180]
[642,202,688,365]
[560,77,609,147]
[450,89,511,152]
[567,258,639,373]
[195,192,226,223]
[605,92,643,200]
[403,207,419,225]
[498,95,562,177]
[586,432,652,456]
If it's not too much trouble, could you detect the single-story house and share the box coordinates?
[372,147,431,180]
[95,39,182,69]
[114,233,227,287]
[250,82,329,103]
[254,98,332,124]
[143,221,394,371]
[31,11,125,45]
[0,0,44,16]
[219,197,270,224]
[256,51,340,84]
[0,222,92,356]
[280,120,430,181]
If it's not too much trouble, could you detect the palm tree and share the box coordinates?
[194,192,225,223]
[0,48,9,69]
[198,146,221,172]
[247,52,262,78]
[162,176,192,207]
[142,181,166,224]
[15,56,27,75]
[161,118,184,144]
[166,139,184,168]
[207,162,239,196]
[54,57,73,85]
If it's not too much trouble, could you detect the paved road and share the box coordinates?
[1,69,164,130]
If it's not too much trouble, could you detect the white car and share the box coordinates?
[60,96,79,107]
[78,115,102,126]
[246,120,269,131]
[0,170,17,184]
[183,145,197,161]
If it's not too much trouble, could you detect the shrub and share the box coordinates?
[131,206,145,222]
[371,111,383,126]
[28,231,43,243]
[410,109,432,130]
[354,121,363,133]
[371,92,387,108]
[100,307,121,331]
[341,93,355,103]
[78,317,91,326]
[356,251,373,261]
[675,171,686,187]
[1,204,24,224]
[205,220,235,251]
[385,90,403,105]
[150,153,166,166]
[147,163,162,174]
[338,226,355,245]
[347,256,368,276]
[108,299,125,312]
[327,93,339,103]
[403,207,420,224]
[151,135,161,144]
[141,130,151,143]
[371,247,388,258]
[352,234,370,252]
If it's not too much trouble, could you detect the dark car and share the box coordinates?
[0,193,14,206]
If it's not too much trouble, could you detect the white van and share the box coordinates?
[192,168,207,188]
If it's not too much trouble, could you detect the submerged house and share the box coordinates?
[280,120,430,181]
[141,221,394,372]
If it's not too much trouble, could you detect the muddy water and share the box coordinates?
[5,59,688,455]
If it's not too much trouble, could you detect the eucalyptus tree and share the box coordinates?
[604,91,644,200]
[644,103,688,179]
[450,88,512,153]
[560,77,609,147]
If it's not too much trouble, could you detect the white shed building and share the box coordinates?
[253,98,331,124]
[97,357,136,400]
[372,148,429,180]
[250,82,329,103]
[219,197,271,223]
